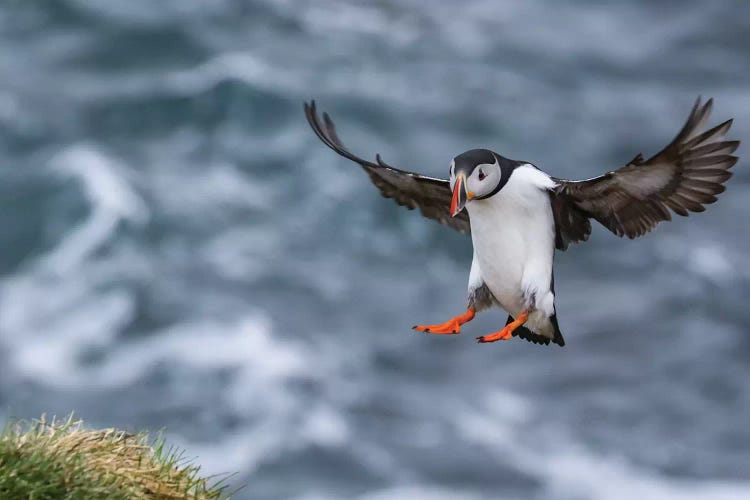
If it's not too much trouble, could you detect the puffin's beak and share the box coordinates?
[450,173,468,217]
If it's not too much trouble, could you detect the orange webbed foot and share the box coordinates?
[476,310,530,344]
[413,308,475,335]
[476,329,513,343]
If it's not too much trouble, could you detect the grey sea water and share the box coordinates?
[1,1,749,498]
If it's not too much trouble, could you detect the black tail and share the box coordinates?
[508,313,565,347]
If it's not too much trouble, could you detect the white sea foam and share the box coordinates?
[0,145,148,383]
[154,319,364,478]
[539,449,750,500]
[347,486,487,500]
[51,145,148,225]
[150,160,269,215]
[43,145,148,273]
[451,391,750,500]
[654,234,738,285]
[4,284,134,382]
[166,52,290,95]
[185,400,352,478]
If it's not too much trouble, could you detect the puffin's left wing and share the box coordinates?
[551,97,739,249]
[304,101,471,234]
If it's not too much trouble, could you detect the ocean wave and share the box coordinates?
[2,1,749,499]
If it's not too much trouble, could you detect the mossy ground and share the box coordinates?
[0,415,233,500]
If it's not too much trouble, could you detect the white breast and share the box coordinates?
[466,164,557,334]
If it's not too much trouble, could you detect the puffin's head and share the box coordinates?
[449,149,505,217]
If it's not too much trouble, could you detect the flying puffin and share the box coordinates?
[304,98,739,346]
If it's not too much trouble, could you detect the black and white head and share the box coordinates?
[449,149,519,217]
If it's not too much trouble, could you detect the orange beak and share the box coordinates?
[450,174,468,217]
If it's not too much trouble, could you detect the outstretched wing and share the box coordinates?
[552,97,739,249]
[304,100,470,233]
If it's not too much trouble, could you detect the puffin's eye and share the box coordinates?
[478,169,486,181]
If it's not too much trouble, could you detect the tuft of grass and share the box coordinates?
[0,415,233,500]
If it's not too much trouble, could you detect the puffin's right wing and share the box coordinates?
[551,97,739,250]
[304,101,471,234]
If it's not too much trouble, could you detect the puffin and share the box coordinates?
[304,98,739,346]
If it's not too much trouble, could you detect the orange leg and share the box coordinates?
[412,308,476,335]
[476,310,530,343]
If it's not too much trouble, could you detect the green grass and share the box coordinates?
[0,415,233,500]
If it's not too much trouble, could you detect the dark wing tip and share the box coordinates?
[376,153,395,169]
[556,97,739,241]
[302,99,470,234]
[661,101,738,219]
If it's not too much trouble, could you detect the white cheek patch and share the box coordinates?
[470,160,501,196]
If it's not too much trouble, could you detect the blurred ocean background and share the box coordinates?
[1,1,749,499]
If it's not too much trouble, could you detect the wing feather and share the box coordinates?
[552,97,739,245]
[304,101,470,233]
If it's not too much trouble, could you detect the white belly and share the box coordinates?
[466,165,556,334]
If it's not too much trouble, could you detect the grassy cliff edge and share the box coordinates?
[0,415,231,500]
